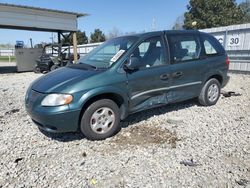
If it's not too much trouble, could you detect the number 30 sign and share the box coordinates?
[227,35,241,47]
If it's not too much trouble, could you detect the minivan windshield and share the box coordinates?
[77,36,138,69]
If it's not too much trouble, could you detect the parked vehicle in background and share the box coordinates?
[25,30,230,140]
[15,40,24,48]
[34,43,79,73]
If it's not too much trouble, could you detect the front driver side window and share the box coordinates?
[131,36,166,68]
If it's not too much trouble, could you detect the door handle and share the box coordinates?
[172,71,183,78]
[160,73,170,80]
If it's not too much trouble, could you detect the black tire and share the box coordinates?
[50,64,59,71]
[33,66,41,73]
[80,99,121,140]
[198,78,221,106]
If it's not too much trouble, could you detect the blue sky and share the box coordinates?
[0,0,244,46]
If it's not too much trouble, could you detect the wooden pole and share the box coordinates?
[72,32,78,63]
[57,32,61,44]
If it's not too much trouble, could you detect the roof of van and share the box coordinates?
[123,30,200,38]
[164,30,200,34]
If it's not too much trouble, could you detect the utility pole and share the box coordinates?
[152,18,156,31]
[30,38,33,48]
[50,33,55,44]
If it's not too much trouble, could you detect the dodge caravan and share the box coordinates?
[25,30,230,140]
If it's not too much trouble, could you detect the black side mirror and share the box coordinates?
[124,55,140,71]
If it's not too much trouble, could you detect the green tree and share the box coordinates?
[90,29,106,43]
[183,0,245,29]
[239,1,250,22]
[62,30,88,45]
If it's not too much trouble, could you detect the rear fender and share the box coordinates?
[203,70,224,85]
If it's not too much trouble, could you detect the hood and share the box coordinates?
[31,66,103,93]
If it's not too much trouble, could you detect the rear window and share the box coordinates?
[201,34,225,56]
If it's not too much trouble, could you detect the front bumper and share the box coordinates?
[36,61,51,71]
[25,90,81,133]
[27,108,80,133]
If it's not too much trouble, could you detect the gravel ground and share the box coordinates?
[0,65,249,187]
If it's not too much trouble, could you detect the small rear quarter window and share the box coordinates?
[201,34,225,56]
[204,40,217,55]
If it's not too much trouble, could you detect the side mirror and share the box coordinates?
[123,55,140,71]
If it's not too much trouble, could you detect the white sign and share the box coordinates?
[215,35,224,45]
[110,50,125,63]
[227,34,242,47]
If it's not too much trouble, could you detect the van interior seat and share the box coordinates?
[133,47,141,59]
[61,53,68,60]
[174,48,188,61]
[143,44,162,66]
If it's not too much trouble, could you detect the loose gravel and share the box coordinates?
[0,65,249,187]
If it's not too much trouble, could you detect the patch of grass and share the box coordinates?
[0,56,16,62]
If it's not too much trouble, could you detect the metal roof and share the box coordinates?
[0,3,88,32]
[0,3,87,18]
[200,23,250,33]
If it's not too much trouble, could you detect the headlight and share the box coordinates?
[41,94,73,106]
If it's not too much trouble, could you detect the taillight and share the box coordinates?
[226,56,230,67]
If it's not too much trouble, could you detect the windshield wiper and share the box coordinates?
[80,63,97,70]
[68,62,97,70]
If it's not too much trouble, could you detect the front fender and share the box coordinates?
[82,86,127,105]
[69,86,129,118]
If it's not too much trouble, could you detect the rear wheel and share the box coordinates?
[198,78,221,106]
[80,99,121,140]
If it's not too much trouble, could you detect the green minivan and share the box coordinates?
[25,30,230,140]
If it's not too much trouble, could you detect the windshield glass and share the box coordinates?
[77,36,138,69]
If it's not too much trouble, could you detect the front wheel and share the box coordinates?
[33,65,41,73]
[198,78,221,106]
[80,99,121,140]
[50,64,59,71]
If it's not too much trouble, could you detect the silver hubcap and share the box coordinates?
[90,107,115,134]
[207,84,219,102]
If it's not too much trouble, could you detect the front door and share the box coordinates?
[126,35,172,113]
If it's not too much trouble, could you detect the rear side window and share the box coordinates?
[168,34,201,63]
[201,34,225,56]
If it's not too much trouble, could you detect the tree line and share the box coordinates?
[62,29,106,45]
[61,28,136,45]
[30,0,250,47]
[68,0,250,45]
[2,0,248,47]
